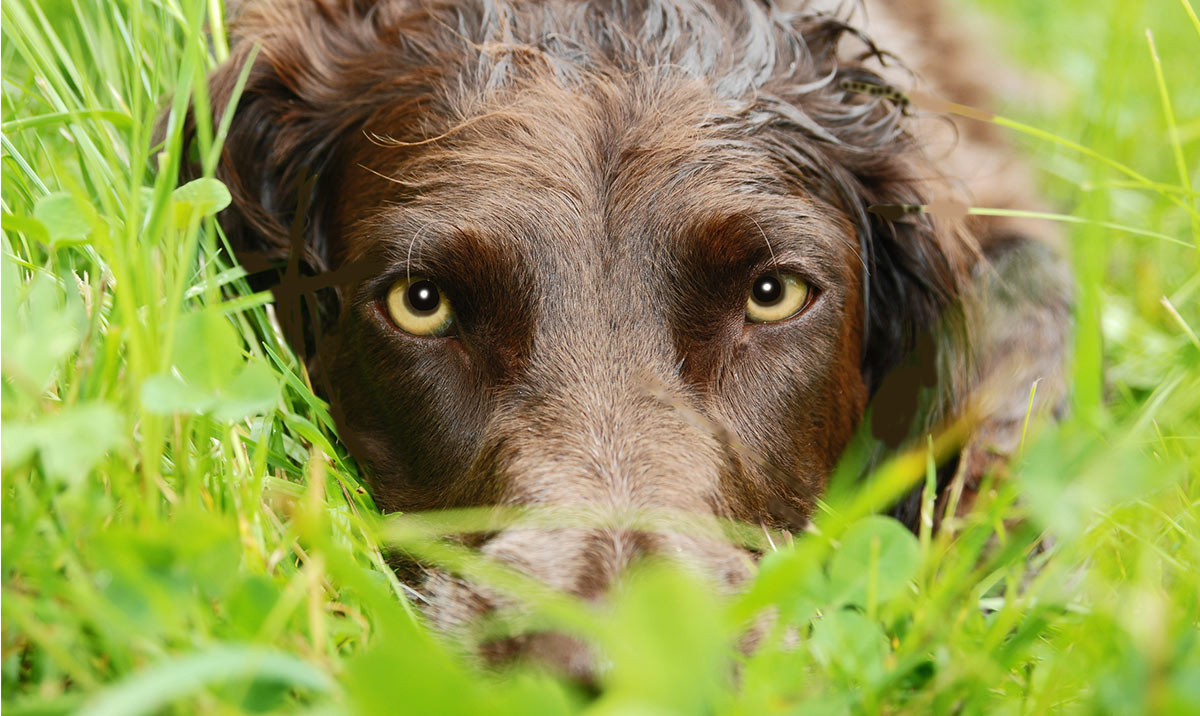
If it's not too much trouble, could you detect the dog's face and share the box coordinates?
[199,0,969,663]
[323,77,872,629]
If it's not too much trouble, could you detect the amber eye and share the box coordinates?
[746,272,811,323]
[385,277,456,337]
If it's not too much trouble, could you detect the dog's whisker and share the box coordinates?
[750,215,778,268]
[761,522,778,552]
[356,162,407,186]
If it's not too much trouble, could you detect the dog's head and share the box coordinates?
[195,0,973,670]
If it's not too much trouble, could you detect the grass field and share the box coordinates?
[2,0,1198,713]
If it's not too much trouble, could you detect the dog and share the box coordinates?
[189,0,1070,677]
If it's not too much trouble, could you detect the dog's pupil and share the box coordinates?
[407,280,440,312]
[752,274,783,305]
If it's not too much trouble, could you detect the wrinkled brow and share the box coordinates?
[344,210,529,297]
[681,203,862,286]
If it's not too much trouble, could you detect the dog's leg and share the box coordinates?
[863,0,1075,522]
[885,229,1071,529]
[941,232,1072,519]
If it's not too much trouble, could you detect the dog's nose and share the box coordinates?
[420,522,754,671]
[481,631,601,691]
[466,527,744,686]
[478,526,656,601]
[418,328,754,663]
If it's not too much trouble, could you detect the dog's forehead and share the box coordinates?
[346,78,857,285]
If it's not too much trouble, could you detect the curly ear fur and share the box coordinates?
[746,15,977,391]
[181,0,460,360]
[186,0,390,276]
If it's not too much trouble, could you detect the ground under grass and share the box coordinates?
[2,0,1198,713]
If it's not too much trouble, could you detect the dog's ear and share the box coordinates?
[175,1,425,359]
[183,1,400,276]
[750,16,976,394]
[820,148,973,394]
[758,51,975,394]
[792,101,978,455]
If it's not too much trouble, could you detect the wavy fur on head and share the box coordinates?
[197,0,976,381]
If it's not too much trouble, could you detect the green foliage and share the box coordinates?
[140,308,281,420]
[2,0,1197,714]
[32,193,93,245]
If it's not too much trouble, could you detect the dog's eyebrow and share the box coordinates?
[748,215,782,269]
[349,210,464,269]
[349,211,532,301]
[687,212,772,267]
[402,219,446,283]
[684,208,849,275]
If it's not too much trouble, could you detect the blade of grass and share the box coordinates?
[966,207,1194,248]
[1145,29,1198,249]
[77,646,340,716]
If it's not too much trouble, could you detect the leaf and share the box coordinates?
[0,423,40,469]
[594,564,725,713]
[226,577,280,638]
[33,192,94,244]
[211,360,280,421]
[827,516,920,608]
[77,646,337,716]
[0,402,123,485]
[0,271,84,397]
[1,212,50,245]
[1017,423,1160,541]
[172,513,243,602]
[139,374,216,416]
[755,547,828,624]
[141,315,279,421]
[282,412,339,460]
[171,178,231,226]
[38,403,124,484]
[345,634,483,716]
[808,609,889,680]
[171,310,242,391]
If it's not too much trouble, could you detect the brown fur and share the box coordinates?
[187,0,1070,677]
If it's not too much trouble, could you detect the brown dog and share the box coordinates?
[191,0,1070,674]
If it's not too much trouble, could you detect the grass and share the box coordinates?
[1,0,1198,713]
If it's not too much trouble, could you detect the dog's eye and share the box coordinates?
[385,277,456,337]
[745,272,811,323]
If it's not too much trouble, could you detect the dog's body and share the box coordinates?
[196,0,1070,672]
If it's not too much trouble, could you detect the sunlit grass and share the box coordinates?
[2,0,1198,713]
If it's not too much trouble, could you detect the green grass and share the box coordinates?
[2,0,1198,713]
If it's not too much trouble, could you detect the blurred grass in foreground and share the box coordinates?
[2,0,1198,713]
